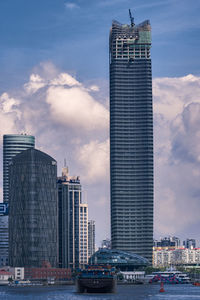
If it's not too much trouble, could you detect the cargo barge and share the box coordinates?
[76,265,116,293]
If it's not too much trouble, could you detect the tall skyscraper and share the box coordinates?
[58,167,88,269]
[9,148,58,267]
[109,12,153,261]
[88,220,95,258]
[3,134,35,203]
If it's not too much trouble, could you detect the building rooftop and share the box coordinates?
[0,269,12,275]
[89,249,149,270]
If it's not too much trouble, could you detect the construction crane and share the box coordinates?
[129,9,135,27]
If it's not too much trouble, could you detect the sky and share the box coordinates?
[0,0,200,246]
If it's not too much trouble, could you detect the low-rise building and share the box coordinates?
[24,267,71,281]
[0,269,13,284]
[153,247,200,267]
[121,271,145,282]
[23,261,71,281]
[7,267,24,280]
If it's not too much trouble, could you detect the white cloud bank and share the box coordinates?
[46,86,108,131]
[77,139,109,182]
[153,74,200,240]
[1,63,200,243]
[0,93,21,135]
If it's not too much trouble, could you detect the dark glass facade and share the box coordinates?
[3,134,35,203]
[9,148,58,267]
[110,18,153,261]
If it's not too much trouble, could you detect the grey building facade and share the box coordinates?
[3,134,35,203]
[88,220,95,258]
[109,15,153,261]
[9,148,58,267]
[58,167,82,269]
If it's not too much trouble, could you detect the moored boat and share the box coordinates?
[149,271,191,284]
[76,265,116,293]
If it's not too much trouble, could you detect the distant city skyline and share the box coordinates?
[0,1,200,245]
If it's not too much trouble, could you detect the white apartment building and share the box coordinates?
[153,247,200,267]
[79,203,88,266]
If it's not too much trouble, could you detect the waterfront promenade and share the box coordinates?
[0,284,200,300]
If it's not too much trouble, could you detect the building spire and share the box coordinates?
[129,9,135,27]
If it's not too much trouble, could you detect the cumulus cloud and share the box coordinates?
[1,62,200,244]
[0,93,21,136]
[24,74,46,95]
[154,74,200,240]
[77,139,109,182]
[50,73,81,87]
[46,86,108,131]
[65,2,79,9]
[21,64,109,132]
[153,74,200,121]
[89,85,100,92]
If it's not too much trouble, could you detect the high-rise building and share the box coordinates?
[3,134,35,203]
[109,12,153,261]
[88,220,95,258]
[183,239,196,249]
[79,203,88,266]
[101,239,111,250]
[154,236,181,248]
[9,148,58,267]
[0,203,9,266]
[58,167,88,269]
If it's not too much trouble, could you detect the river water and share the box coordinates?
[0,284,200,300]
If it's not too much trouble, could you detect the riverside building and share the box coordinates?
[109,12,153,262]
[88,220,95,258]
[153,247,200,267]
[9,148,58,267]
[57,167,88,269]
[3,134,35,203]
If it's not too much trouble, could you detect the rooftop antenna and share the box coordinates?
[129,9,135,27]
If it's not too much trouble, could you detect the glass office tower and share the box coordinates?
[9,148,58,267]
[109,16,153,261]
[3,134,35,203]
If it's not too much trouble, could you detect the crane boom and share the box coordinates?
[129,9,135,27]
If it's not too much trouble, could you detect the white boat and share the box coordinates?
[150,270,191,284]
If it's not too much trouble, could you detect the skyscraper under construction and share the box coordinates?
[109,12,153,262]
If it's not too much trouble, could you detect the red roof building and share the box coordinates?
[24,265,71,281]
